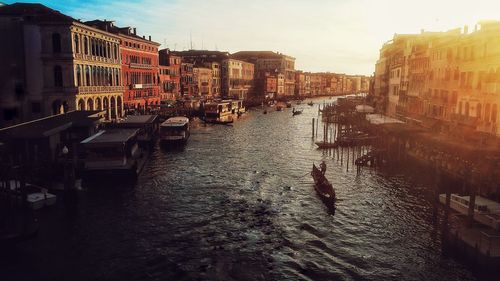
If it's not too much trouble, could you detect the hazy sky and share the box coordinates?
[6,0,500,75]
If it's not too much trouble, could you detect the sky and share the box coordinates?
[5,0,500,75]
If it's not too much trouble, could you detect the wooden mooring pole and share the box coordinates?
[312,118,315,139]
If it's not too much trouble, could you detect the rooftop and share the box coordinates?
[81,129,139,144]
[119,115,158,125]
[0,2,75,23]
[0,111,104,139]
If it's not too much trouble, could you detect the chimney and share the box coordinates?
[133,28,136,35]
[149,35,151,41]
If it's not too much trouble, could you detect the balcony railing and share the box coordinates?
[129,62,153,69]
[74,53,120,65]
[78,85,124,93]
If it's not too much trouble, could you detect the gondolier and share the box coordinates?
[320,161,326,175]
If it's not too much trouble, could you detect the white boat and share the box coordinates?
[439,193,500,230]
[204,102,233,124]
[27,192,57,210]
[6,181,56,210]
[160,117,190,145]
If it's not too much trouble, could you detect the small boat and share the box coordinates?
[276,106,283,112]
[292,108,302,116]
[8,181,57,210]
[286,102,292,108]
[315,142,338,149]
[311,164,336,208]
[160,116,190,145]
[296,100,302,105]
[307,101,314,106]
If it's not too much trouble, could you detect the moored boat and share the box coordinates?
[204,102,234,124]
[315,141,338,149]
[307,101,314,106]
[81,129,146,177]
[311,164,336,208]
[160,116,190,145]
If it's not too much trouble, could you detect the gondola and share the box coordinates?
[315,141,338,149]
[311,164,336,208]
[292,108,302,116]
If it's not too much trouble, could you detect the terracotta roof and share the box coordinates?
[84,19,160,45]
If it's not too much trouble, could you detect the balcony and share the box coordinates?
[129,84,155,89]
[77,85,124,93]
[129,62,153,69]
[73,53,120,65]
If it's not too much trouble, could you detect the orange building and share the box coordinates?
[86,20,161,113]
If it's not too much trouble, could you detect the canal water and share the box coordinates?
[1,98,486,281]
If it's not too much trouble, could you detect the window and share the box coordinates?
[84,37,88,55]
[52,33,61,53]
[54,65,63,87]
[74,34,79,53]
[3,108,18,121]
[85,66,90,86]
[76,65,81,86]
[492,104,498,123]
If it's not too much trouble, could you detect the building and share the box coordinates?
[295,71,306,97]
[180,62,195,97]
[85,20,161,113]
[264,72,277,98]
[193,67,212,98]
[372,21,500,136]
[0,3,124,126]
[232,51,295,98]
[310,74,322,96]
[203,62,221,98]
[304,72,311,96]
[158,48,181,101]
[221,59,254,100]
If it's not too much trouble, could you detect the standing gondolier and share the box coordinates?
[320,161,327,175]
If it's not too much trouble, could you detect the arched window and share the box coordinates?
[99,40,103,57]
[84,37,88,55]
[76,65,81,86]
[114,44,118,60]
[116,70,119,86]
[492,104,498,123]
[465,102,470,117]
[106,43,111,58]
[74,34,79,53]
[54,65,63,87]
[52,33,61,53]
[97,67,102,86]
[477,103,482,119]
[92,66,97,86]
[91,38,96,56]
[485,104,491,122]
[85,66,90,86]
[458,101,463,115]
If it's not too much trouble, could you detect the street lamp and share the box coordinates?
[62,145,69,155]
